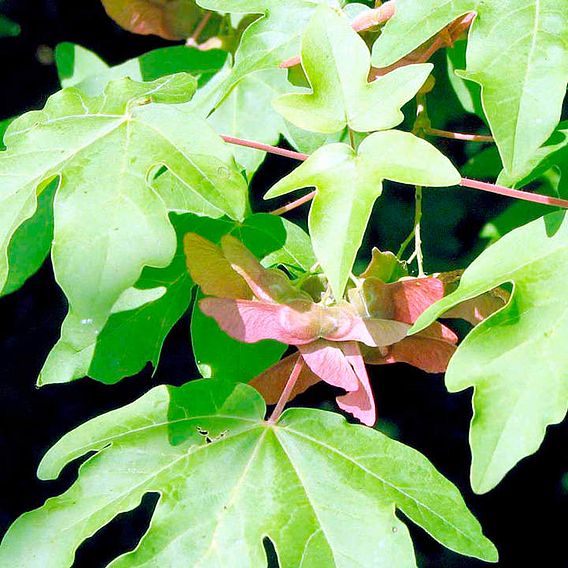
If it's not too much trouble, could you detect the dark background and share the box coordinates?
[0,1,566,567]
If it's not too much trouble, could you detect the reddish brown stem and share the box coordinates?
[268,357,305,423]
[271,191,317,215]
[186,11,212,46]
[221,134,568,210]
[460,178,568,208]
[371,12,474,78]
[280,1,396,69]
[221,135,309,161]
[426,128,494,143]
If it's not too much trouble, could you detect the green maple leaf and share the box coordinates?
[0,75,248,384]
[412,211,568,493]
[0,379,497,566]
[497,121,568,193]
[372,0,568,182]
[196,0,345,96]
[273,6,433,134]
[265,130,460,298]
[55,42,228,96]
[207,68,293,178]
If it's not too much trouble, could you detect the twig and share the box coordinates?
[268,357,305,423]
[460,178,568,208]
[186,12,212,47]
[220,134,568,210]
[397,227,415,259]
[270,191,317,216]
[221,135,309,161]
[279,1,396,69]
[426,128,494,143]
[413,186,424,276]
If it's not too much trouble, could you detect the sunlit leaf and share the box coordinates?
[265,130,460,298]
[0,379,497,566]
[0,75,248,385]
[412,212,568,493]
[273,6,432,134]
[372,0,568,181]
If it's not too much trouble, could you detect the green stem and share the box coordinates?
[414,185,425,277]
[397,227,415,259]
[348,127,356,149]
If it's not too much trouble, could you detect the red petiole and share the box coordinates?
[221,135,568,211]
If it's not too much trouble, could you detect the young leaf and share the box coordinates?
[372,0,568,182]
[273,6,432,134]
[412,212,568,493]
[196,0,345,95]
[192,292,286,381]
[0,379,497,566]
[101,0,202,40]
[265,130,460,298]
[0,75,248,385]
[207,69,293,177]
[43,214,195,385]
[55,43,228,96]
[189,214,313,381]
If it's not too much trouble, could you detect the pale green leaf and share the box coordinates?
[412,212,568,493]
[372,0,568,181]
[207,68,293,178]
[55,43,228,96]
[274,6,432,134]
[196,0,345,100]
[265,130,460,297]
[0,75,248,383]
[76,214,195,384]
[0,379,497,567]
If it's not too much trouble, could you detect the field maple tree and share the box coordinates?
[0,0,567,566]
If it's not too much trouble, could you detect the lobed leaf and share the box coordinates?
[0,75,248,384]
[273,6,432,134]
[265,130,460,298]
[412,212,568,493]
[0,379,497,567]
[372,0,568,182]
